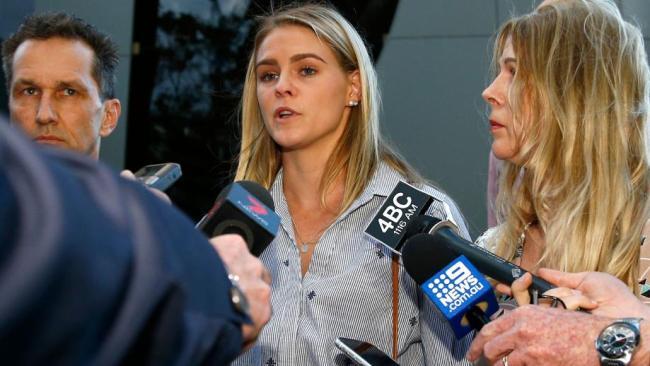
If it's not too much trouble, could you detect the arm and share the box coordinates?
[210,235,272,350]
[469,270,650,365]
[468,305,607,365]
[468,305,650,366]
[0,124,256,365]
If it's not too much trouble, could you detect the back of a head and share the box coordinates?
[1,12,119,99]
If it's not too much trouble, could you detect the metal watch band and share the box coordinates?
[597,318,642,366]
[228,273,250,316]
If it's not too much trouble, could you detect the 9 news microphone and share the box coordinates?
[410,216,554,294]
[402,233,499,338]
[196,180,280,256]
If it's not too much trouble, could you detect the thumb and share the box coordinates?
[537,268,587,289]
[511,272,533,305]
[120,169,136,180]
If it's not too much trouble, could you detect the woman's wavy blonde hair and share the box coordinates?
[235,3,420,213]
[490,0,650,292]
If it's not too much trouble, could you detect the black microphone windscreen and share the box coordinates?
[401,233,457,285]
[197,180,279,256]
[401,215,438,242]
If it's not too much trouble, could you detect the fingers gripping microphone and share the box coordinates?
[402,233,499,338]
[411,216,554,294]
[196,181,280,256]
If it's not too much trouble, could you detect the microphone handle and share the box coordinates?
[436,228,554,293]
[530,274,554,293]
[466,307,491,331]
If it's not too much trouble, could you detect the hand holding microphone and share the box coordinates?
[535,269,650,318]
[467,271,650,366]
[406,216,554,295]
[210,234,272,350]
[199,180,279,349]
[363,181,553,297]
[364,181,555,338]
[197,180,280,256]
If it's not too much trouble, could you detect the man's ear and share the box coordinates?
[100,98,121,137]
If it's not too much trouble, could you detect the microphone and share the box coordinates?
[364,181,452,254]
[196,180,280,256]
[402,233,499,338]
[410,216,554,294]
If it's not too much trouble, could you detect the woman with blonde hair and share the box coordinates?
[478,0,650,304]
[233,3,472,365]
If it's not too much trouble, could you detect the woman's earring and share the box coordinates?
[348,100,359,107]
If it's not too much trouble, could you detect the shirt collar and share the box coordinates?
[268,161,407,227]
[269,168,293,236]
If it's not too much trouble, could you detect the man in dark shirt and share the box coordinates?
[0,117,271,365]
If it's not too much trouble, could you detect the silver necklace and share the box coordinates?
[293,224,320,254]
[299,241,314,253]
[289,210,335,255]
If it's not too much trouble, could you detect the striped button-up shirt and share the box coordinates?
[233,162,473,365]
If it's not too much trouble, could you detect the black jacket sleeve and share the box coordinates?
[0,124,247,366]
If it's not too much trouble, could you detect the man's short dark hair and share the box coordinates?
[2,12,119,99]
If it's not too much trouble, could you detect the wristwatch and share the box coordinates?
[228,274,250,316]
[596,318,642,366]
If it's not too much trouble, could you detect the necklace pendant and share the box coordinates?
[301,243,309,253]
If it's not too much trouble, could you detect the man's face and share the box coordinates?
[8,37,120,159]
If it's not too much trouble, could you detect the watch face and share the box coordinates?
[597,323,638,358]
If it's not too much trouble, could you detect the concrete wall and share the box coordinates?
[377,0,650,238]
[620,1,650,62]
[34,0,135,170]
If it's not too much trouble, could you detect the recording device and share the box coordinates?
[134,163,182,191]
[402,232,499,338]
[196,181,280,256]
[364,181,453,254]
[334,338,399,366]
[407,215,554,294]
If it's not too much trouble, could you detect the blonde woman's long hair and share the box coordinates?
[490,0,650,292]
[235,4,420,213]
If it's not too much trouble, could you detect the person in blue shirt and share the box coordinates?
[0,116,271,365]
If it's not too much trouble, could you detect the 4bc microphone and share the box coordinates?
[364,181,453,253]
[196,181,280,256]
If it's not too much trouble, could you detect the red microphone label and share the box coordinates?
[247,195,268,215]
[230,183,280,235]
